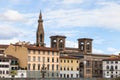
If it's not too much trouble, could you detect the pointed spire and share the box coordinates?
[38,10,43,22]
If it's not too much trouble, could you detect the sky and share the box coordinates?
[0,0,120,54]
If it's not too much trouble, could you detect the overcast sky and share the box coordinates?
[0,0,120,54]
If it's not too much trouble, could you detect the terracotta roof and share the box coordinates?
[103,57,120,61]
[0,45,9,48]
[85,54,111,57]
[26,45,59,52]
[60,56,79,59]
[0,53,18,60]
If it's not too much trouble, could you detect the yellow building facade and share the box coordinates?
[59,56,80,78]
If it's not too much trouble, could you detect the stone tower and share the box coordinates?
[50,35,66,51]
[78,38,93,54]
[36,11,45,46]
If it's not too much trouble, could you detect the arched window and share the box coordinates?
[52,39,57,48]
[40,34,42,42]
[59,39,63,49]
[106,65,109,70]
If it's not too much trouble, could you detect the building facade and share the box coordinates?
[103,56,120,78]
[27,45,59,78]
[59,56,80,78]
[0,53,23,78]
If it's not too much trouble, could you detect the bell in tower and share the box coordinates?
[78,38,93,54]
[50,35,66,51]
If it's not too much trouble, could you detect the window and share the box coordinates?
[0,71,2,74]
[38,57,40,62]
[52,73,54,77]
[56,65,59,70]
[106,61,109,64]
[67,67,69,70]
[60,74,62,78]
[43,57,45,62]
[71,74,73,78]
[77,60,78,63]
[33,64,36,70]
[71,60,73,63]
[64,67,66,70]
[28,56,31,61]
[47,64,49,70]
[76,74,79,78]
[67,60,69,63]
[64,74,66,78]
[60,67,62,70]
[77,67,79,70]
[61,60,62,63]
[33,56,36,61]
[80,46,84,50]
[52,58,54,62]
[6,71,9,74]
[28,64,31,70]
[3,71,5,74]
[57,58,58,63]
[64,60,66,63]
[33,50,35,54]
[71,67,73,71]
[47,57,49,62]
[115,61,118,64]
[38,64,40,70]
[115,66,117,70]
[111,61,113,64]
[52,64,54,70]
[38,50,40,54]
[106,66,109,70]
[52,51,54,55]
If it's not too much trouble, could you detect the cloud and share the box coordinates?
[107,47,117,52]
[62,0,83,5]
[93,48,104,54]
[0,24,22,40]
[106,47,120,55]
[0,38,19,44]
[0,10,25,22]
[0,9,37,25]
[44,1,120,30]
[46,30,79,38]
[66,41,78,48]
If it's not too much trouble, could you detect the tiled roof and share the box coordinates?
[26,45,59,52]
[103,57,120,61]
[0,53,18,60]
[60,56,79,59]
[0,45,9,48]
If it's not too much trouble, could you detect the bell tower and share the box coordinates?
[36,11,45,46]
[50,35,66,51]
[78,38,93,54]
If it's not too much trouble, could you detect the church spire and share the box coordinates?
[36,11,45,46]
